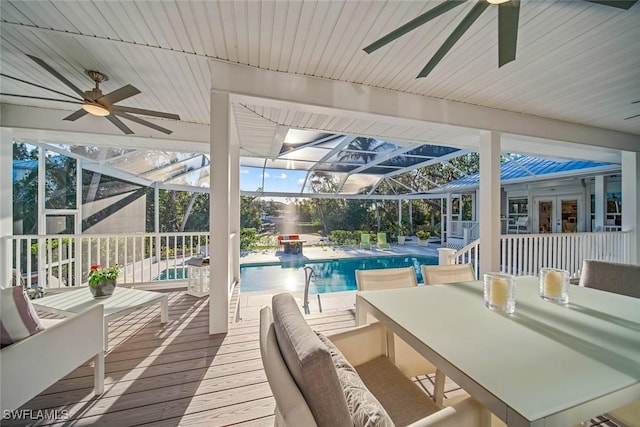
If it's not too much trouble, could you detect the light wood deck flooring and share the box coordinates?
[6,288,622,427]
[5,289,358,426]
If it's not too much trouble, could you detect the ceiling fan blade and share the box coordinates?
[63,109,89,121]
[1,73,84,102]
[624,113,640,120]
[26,55,88,99]
[114,111,174,135]
[584,0,638,10]
[631,100,640,104]
[98,84,141,106]
[111,105,180,120]
[0,92,83,105]
[363,0,468,54]
[418,0,490,78]
[106,114,134,134]
[498,0,520,67]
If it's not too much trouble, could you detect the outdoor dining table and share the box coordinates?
[355,276,640,427]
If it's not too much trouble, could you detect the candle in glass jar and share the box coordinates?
[544,270,563,297]
[491,277,509,306]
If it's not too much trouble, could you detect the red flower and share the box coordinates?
[90,265,100,271]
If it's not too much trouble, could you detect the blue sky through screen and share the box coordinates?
[240,166,308,194]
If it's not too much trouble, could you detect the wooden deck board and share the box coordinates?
[5,290,356,426]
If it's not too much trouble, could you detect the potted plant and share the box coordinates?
[416,229,431,246]
[88,264,120,299]
[397,222,410,245]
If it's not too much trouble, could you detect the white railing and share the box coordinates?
[10,232,210,289]
[453,231,630,279]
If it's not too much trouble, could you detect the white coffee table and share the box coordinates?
[32,287,169,350]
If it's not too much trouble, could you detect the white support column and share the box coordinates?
[75,158,83,287]
[154,183,161,263]
[0,128,13,287]
[398,200,402,230]
[621,151,639,263]
[408,201,413,233]
[209,90,231,334]
[594,176,606,232]
[446,193,452,243]
[229,112,241,281]
[478,131,501,275]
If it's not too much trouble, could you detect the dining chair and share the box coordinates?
[578,259,640,298]
[421,263,477,285]
[355,267,447,405]
[578,259,640,426]
[260,293,490,427]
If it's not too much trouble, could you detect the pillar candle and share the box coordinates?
[544,270,563,297]
[491,277,509,306]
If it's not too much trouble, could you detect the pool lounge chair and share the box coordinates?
[359,233,371,250]
[377,232,390,250]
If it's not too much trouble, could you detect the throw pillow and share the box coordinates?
[316,331,394,427]
[1,286,45,348]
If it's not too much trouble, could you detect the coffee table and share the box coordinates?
[32,287,169,350]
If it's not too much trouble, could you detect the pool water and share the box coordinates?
[157,268,188,280]
[240,255,438,293]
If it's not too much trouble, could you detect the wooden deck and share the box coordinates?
[6,288,622,427]
[5,290,358,426]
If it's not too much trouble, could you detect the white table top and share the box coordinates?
[32,286,167,320]
[356,276,640,427]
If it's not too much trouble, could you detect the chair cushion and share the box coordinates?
[0,287,45,348]
[356,356,441,426]
[317,332,394,427]
[271,293,351,427]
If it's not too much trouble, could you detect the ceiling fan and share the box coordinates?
[0,54,180,135]
[363,0,638,78]
[625,100,640,120]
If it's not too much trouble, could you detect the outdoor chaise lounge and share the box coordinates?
[359,233,371,250]
[260,292,489,426]
[377,232,391,250]
[1,287,104,411]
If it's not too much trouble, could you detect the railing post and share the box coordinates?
[438,248,457,265]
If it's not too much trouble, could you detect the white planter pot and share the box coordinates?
[398,236,406,245]
[418,239,429,247]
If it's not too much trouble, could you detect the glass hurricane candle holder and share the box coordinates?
[483,272,515,314]
[539,267,569,304]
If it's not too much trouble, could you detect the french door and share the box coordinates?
[533,195,582,234]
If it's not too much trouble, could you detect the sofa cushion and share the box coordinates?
[317,332,394,427]
[271,293,351,427]
[1,287,45,348]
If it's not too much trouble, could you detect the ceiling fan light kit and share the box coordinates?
[82,102,110,117]
[0,54,180,135]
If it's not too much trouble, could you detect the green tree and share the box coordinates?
[240,195,263,229]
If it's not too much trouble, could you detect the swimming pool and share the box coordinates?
[240,255,438,293]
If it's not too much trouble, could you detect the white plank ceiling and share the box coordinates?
[1,0,639,160]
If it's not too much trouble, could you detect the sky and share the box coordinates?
[240,166,308,194]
